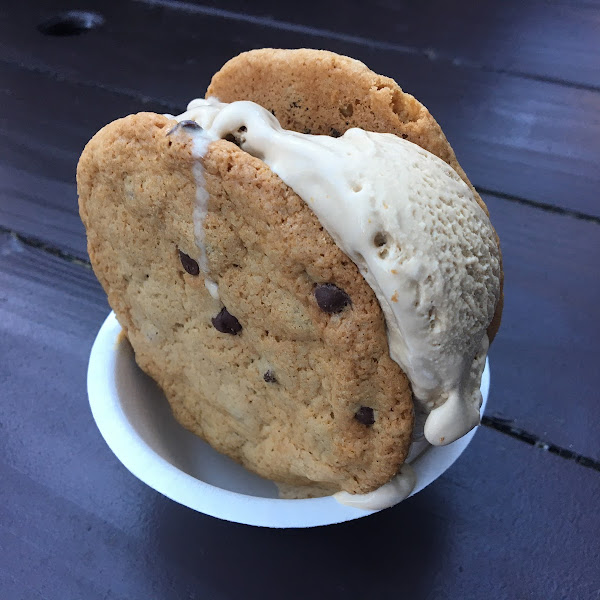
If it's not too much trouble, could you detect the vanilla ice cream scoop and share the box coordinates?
[172,99,501,450]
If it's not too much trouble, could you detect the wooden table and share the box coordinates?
[2,1,599,598]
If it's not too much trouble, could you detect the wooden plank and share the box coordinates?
[1,64,599,458]
[2,434,599,600]
[485,194,600,458]
[164,0,600,90]
[1,238,598,597]
[1,1,600,216]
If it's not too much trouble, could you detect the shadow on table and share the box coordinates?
[151,489,447,599]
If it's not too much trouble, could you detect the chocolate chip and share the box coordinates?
[263,370,277,383]
[167,120,202,135]
[224,133,241,146]
[178,250,199,276]
[330,128,342,138]
[401,133,408,139]
[212,307,242,335]
[314,283,351,313]
[354,406,375,426]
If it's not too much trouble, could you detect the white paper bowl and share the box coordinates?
[88,312,490,528]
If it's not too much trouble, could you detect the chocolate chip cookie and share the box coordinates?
[78,49,502,496]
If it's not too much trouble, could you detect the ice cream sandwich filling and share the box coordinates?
[169,99,501,508]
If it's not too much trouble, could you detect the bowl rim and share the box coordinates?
[88,311,490,528]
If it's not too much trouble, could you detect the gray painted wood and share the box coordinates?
[176,0,600,89]
[1,0,599,595]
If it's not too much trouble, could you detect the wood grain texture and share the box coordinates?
[0,61,170,260]
[164,0,600,90]
[1,0,600,216]
[1,234,599,600]
[1,60,599,459]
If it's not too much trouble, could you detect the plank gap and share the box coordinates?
[482,416,600,473]
[0,224,92,269]
[479,188,600,226]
